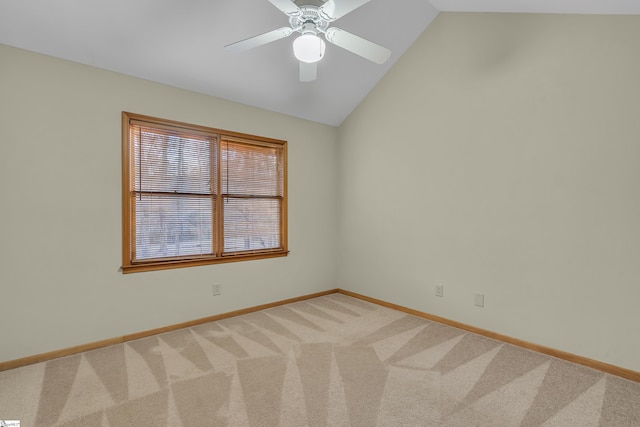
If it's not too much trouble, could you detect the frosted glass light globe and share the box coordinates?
[293,34,326,63]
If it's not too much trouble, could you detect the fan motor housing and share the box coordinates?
[290,5,330,34]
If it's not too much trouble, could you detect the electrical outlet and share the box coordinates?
[213,283,221,296]
[474,293,484,307]
[435,284,444,297]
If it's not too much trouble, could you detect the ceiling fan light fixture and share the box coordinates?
[293,34,326,63]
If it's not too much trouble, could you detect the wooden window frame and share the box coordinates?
[121,112,288,273]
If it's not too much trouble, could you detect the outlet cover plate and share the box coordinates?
[474,293,484,307]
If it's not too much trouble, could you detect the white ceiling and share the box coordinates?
[1,0,638,126]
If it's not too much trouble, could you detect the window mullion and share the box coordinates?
[215,137,224,257]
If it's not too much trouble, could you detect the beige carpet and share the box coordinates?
[1,294,639,426]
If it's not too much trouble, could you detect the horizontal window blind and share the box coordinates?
[133,125,215,195]
[222,140,283,197]
[130,122,216,261]
[223,198,281,253]
[222,139,284,254]
[134,195,213,260]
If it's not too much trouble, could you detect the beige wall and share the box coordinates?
[337,13,640,372]
[0,44,338,362]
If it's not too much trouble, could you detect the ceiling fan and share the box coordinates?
[224,0,391,82]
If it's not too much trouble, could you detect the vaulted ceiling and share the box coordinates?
[1,0,639,126]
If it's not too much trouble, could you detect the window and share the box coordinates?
[122,112,287,273]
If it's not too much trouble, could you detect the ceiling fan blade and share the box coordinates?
[319,0,372,20]
[267,0,302,16]
[324,27,391,64]
[225,27,293,53]
[299,61,317,82]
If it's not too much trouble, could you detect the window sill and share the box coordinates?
[121,250,289,274]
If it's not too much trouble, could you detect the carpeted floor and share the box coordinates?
[1,293,639,426]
